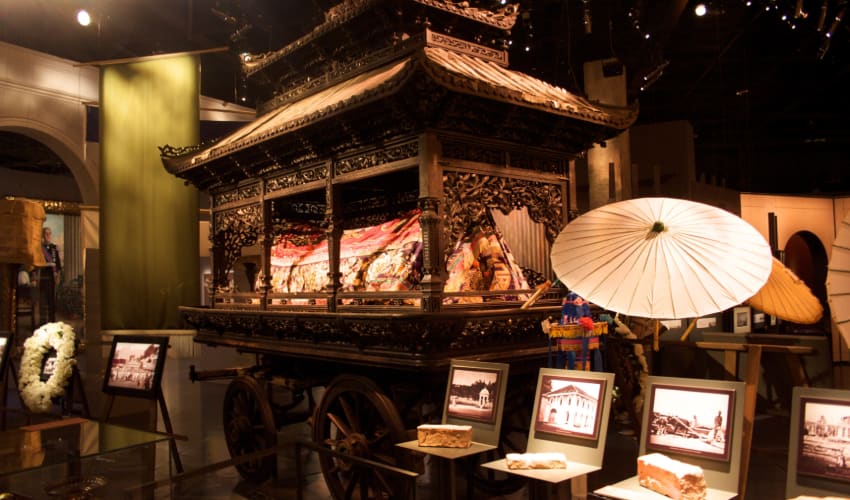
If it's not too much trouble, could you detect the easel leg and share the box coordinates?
[101,394,115,422]
[69,366,91,418]
[158,390,184,474]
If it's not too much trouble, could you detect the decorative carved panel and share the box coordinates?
[442,171,564,248]
[212,184,261,208]
[335,140,419,176]
[211,205,262,285]
[426,31,508,66]
[266,164,329,193]
[182,308,551,358]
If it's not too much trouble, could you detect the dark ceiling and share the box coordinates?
[0,0,848,194]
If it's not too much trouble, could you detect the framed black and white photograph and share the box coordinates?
[445,365,503,425]
[795,397,850,484]
[0,331,10,382]
[40,350,58,382]
[534,373,606,441]
[732,306,751,334]
[102,335,168,399]
[646,383,735,462]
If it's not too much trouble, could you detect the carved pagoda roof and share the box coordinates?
[162,45,637,180]
[413,0,520,29]
[241,0,520,77]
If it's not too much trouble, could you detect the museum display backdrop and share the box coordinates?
[101,55,200,330]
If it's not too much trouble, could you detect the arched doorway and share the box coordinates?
[783,230,829,334]
[1,130,87,339]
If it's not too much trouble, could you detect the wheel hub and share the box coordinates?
[334,432,370,472]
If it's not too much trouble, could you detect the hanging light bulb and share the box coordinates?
[694,3,708,17]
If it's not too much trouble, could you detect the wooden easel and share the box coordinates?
[2,358,91,427]
[101,387,185,473]
[63,364,91,418]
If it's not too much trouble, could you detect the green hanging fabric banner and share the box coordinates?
[100,55,200,329]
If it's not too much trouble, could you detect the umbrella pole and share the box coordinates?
[653,319,660,351]
[679,318,698,342]
[521,279,551,309]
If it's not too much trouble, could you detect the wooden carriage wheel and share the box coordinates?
[223,375,278,482]
[312,374,412,500]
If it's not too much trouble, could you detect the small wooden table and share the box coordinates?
[396,440,496,500]
[694,341,814,500]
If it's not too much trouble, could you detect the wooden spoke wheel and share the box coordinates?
[312,374,411,500]
[223,375,278,482]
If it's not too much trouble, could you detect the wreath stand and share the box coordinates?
[5,359,91,424]
[100,381,185,474]
[61,364,91,418]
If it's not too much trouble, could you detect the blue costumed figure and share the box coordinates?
[559,292,603,371]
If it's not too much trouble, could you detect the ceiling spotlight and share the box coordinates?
[817,0,829,31]
[694,3,708,17]
[639,60,669,92]
[825,6,847,38]
[76,9,92,27]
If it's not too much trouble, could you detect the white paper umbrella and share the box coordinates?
[827,210,850,346]
[550,197,773,319]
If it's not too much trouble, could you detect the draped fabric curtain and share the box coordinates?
[489,207,552,280]
[100,55,200,329]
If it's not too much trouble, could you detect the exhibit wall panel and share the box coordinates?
[100,55,200,329]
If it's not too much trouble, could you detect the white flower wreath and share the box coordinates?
[18,321,77,413]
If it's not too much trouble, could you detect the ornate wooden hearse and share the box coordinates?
[161,0,636,497]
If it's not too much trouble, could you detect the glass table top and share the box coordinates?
[0,417,170,476]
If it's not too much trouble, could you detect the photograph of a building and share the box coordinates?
[797,398,850,483]
[535,374,604,439]
[106,341,161,391]
[446,367,500,424]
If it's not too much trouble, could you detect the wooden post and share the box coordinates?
[738,344,762,499]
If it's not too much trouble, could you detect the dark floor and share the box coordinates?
[1,329,841,499]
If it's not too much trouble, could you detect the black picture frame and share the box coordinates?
[645,383,735,462]
[445,366,502,425]
[733,306,752,334]
[40,349,58,382]
[533,373,607,441]
[0,331,10,383]
[102,335,168,399]
[796,396,850,483]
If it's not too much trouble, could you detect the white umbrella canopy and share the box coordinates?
[827,210,850,346]
[550,197,773,319]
